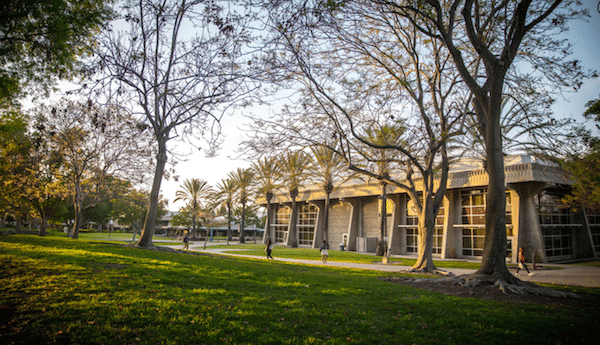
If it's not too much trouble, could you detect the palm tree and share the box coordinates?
[308,144,351,245]
[174,178,212,239]
[212,178,237,245]
[251,156,281,244]
[279,151,311,248]
[363,125,402,257]
[228,168,255,244]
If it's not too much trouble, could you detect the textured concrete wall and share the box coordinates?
[361,197,380,238]
[261,156,596,261]
[328,201,351,246]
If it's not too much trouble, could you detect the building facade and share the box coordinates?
[260,155,600,263]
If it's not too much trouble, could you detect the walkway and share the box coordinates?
[169,241,600,288]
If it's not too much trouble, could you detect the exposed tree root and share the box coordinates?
[394,273,577,298]
[409,267,455,276]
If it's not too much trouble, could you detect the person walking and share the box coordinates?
[516,247,533,276]
[320,240,329,263]
[182,232,190,250]
[265,239,274,259]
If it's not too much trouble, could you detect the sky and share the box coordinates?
[160,115,252,210]
[549,0,600,120]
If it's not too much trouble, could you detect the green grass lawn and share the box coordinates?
[1,235,598,345]
[573,260,600,267]
[31,229,183,244]
[213,244,485,269]
[59,231,179,241]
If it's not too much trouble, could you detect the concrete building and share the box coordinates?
[259,155,600,263]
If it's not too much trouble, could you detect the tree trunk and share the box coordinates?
[478,139,512,278]
[376,182,387,256]
[239,201,246,244]
[263,193,273,245]
[475,72,515,283]
[204,225,209,249]
[38,217,48,237]
[288,197,298,248]
[35,205,48,237]
[131,225,140,242]
[226,203,232,244]
[192,214,197,240]
[34,200,61,237]
[68,174,84,239]
[137,139,167,247]
[411,196,437,272]
[323,192,331,244]
[69,202,83,239]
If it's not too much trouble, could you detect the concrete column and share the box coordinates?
[441,190,460,259]
[343,199,361,252]
[284,202,296,247]
[442,189,463,259]
[310,200,325,249]
[509,182,549,263]
[262,203,277,244]
[388,195,400,255]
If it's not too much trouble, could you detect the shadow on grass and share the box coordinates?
[1,235,598,345]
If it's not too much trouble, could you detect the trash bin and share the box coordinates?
[340,244,345,251]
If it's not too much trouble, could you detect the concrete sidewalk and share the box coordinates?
[171,241,600,288]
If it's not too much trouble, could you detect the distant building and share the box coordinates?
[157,212,263,239]
[259,155,599,263]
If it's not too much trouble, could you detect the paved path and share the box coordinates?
[168,241,600,288]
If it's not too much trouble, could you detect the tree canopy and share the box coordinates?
[0,0,113,104]
[31,99,153,238]
[562,95,600,211]
[0,111,33,230]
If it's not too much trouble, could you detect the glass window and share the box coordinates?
[588,208,600,253]
[297,204,318,246]
[272,205,291,243]
[460,189,512,257]
[405,197,444,255]
[536,191,576,259]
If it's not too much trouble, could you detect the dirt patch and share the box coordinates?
[380,274,600,310]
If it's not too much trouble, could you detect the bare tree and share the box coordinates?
[373,0,591,285]
[250,0,591,282]
[33,99,152,239]
[89,0,258,247]
[358,126,402,258]
[307,144,353,246]
[243,1,467,271]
